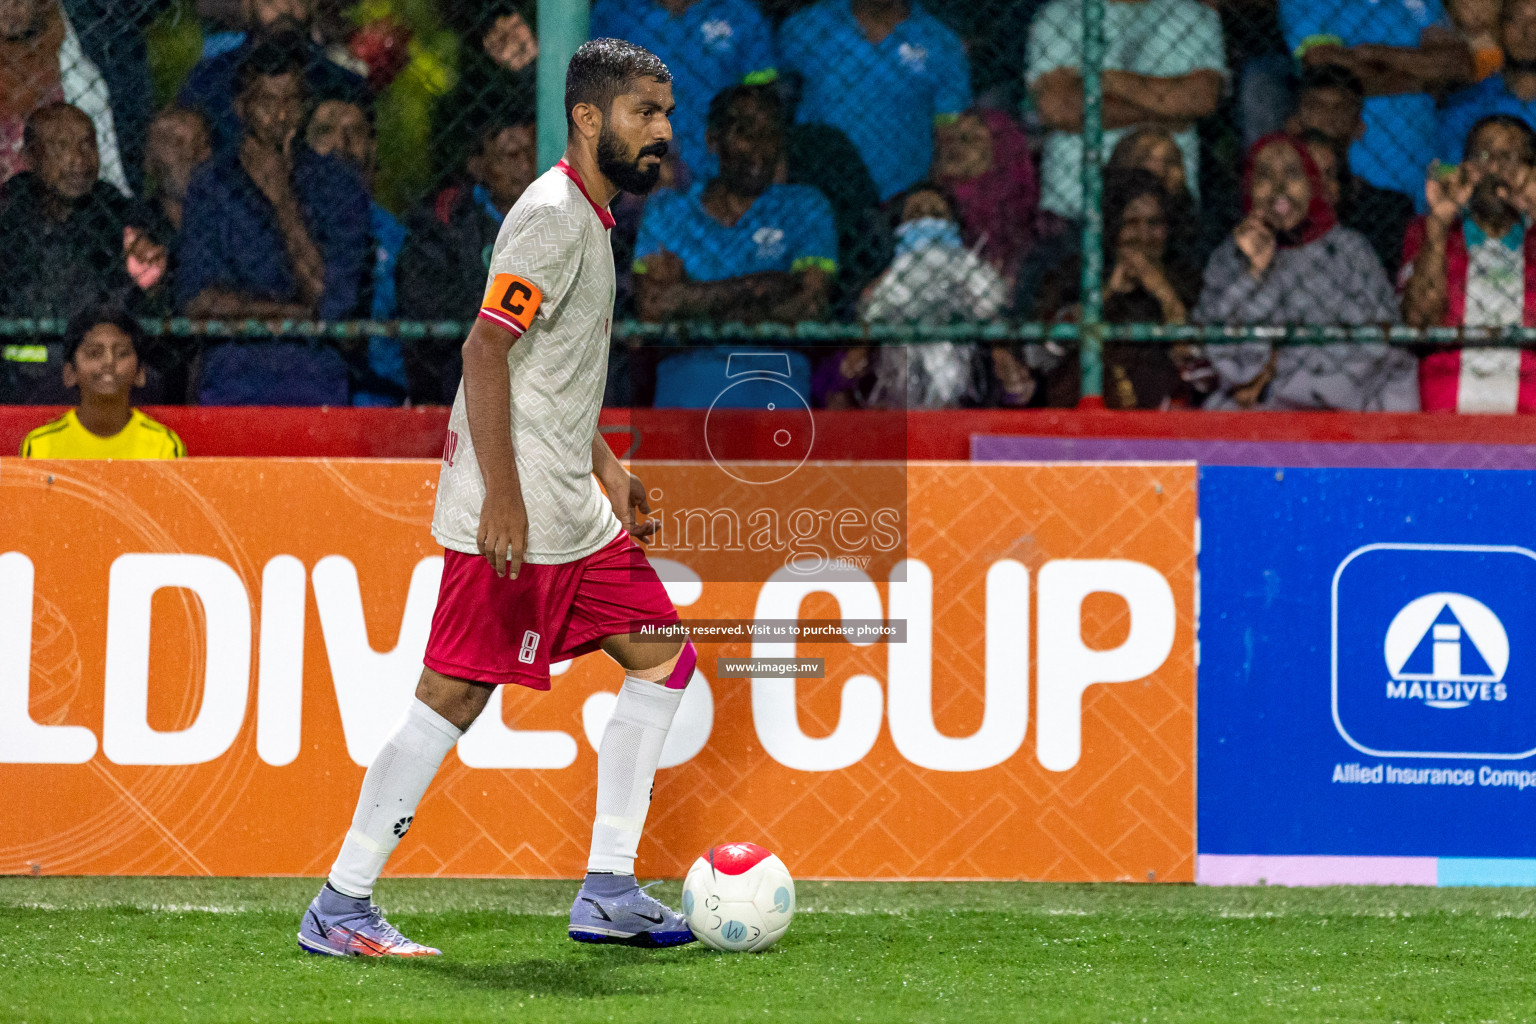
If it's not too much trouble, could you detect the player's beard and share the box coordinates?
[597,126,665,195]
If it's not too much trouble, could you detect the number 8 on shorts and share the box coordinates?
[519,630,540,665]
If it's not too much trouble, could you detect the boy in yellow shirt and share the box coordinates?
[19,305,186,459]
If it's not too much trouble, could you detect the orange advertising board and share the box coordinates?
[0,459,1195,881]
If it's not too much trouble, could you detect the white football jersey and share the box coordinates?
[431,162,622,563]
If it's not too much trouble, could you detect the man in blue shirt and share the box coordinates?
[176,40,371,406]
[590,0,777,182]
[634,84,837,408]
[1441,0,1536,164]
[179,0,369,157]
[777,0,970,203]
[1280,0,1472,203]
[304,95,408,405]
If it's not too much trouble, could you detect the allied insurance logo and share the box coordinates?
[1333,544,1536,761]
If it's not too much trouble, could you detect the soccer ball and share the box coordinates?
[681,842,795,953]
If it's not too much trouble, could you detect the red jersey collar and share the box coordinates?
[555,159,616,230]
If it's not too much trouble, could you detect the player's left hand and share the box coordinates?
[605,468,658,543]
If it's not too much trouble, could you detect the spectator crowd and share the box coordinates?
[6,0,1536,414]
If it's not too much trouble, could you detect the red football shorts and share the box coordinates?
[423,529,680,689]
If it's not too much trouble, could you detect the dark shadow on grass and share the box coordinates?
[414,945,717,998]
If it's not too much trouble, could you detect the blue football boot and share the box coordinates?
[568,876,695,947]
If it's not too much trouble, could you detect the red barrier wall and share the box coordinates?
[5,406,1536,460]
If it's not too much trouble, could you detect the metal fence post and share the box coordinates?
[537,0,589,173]
[1078,0,1106,407]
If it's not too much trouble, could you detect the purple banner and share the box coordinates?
[1197,854,1437,886]
[969,436,1536,470]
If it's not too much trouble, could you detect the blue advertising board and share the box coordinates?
[1199,467,1536,877]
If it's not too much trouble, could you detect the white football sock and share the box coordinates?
[327,698,462,899]
[587,675,684,875]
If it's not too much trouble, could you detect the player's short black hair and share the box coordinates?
[705,83,782,140]
[62,302,144,365]
[1296,63,1366,104]
[237,35,309,99]
[1467,113,1536,164]
[564,37,671,130]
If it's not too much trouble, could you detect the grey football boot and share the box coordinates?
[568,875,695,947]
[297,883,442,957]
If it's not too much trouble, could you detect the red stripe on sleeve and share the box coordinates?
[478,307,526,336]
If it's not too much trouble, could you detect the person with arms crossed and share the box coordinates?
[634,83,835,408]
[1027,0,1225,221]
[777,0,971,204]
[1281,0,1473,206]
[297,38,695,958]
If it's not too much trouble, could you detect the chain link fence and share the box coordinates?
[0,0,1530,412]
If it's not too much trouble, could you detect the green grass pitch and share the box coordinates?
[4,878,1536,1023]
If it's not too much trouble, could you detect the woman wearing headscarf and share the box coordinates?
[1193,133,1415,410]
[933,108,1038,282]
[1026,168,1209,408]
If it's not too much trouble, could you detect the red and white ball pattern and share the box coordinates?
[681,842,795,952]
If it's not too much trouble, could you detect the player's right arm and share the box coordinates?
[463,315,527,578]
[466,204,567,577]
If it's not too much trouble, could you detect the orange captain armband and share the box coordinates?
[478,273,543,336]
